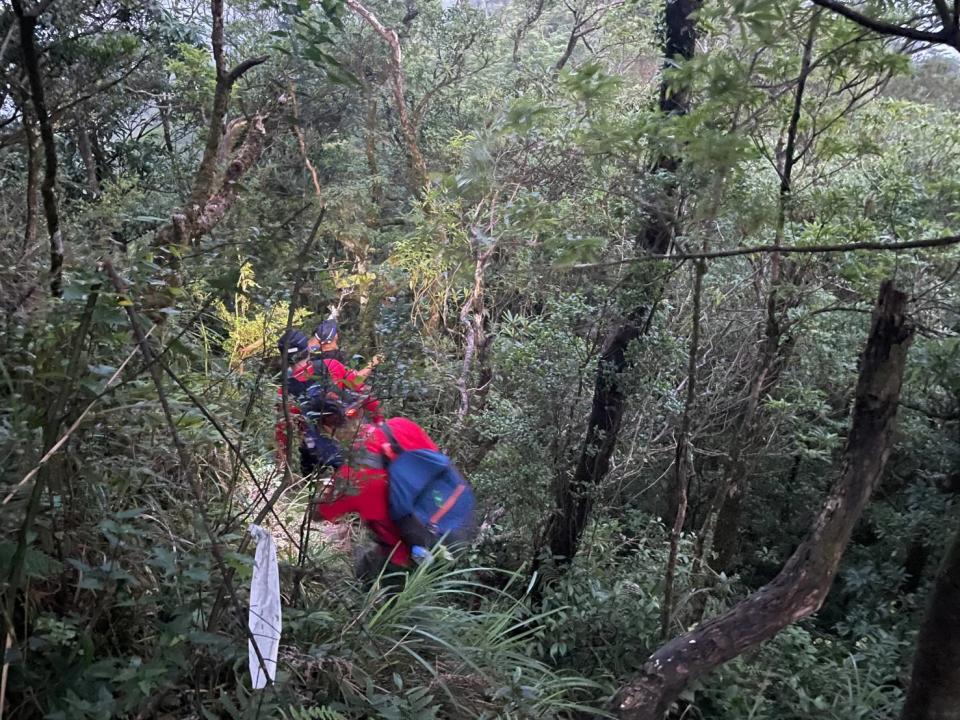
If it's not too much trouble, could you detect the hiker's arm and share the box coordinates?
[314,468,359,521]
[354,354,384,382]
[315,491,355,521]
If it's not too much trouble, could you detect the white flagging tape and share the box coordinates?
[248,525,281,689]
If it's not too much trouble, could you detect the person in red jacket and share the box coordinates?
[309,318,384,418]
[274,330,383,470]
[314,416,439,584]
[320,354,383,423]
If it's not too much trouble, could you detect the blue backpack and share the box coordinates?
[379,422,476,550]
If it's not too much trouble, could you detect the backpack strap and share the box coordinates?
[429,482,466,526]
[377,420,403,460]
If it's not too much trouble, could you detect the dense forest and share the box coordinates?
[1,0,959,717]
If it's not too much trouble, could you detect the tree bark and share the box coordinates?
[901,525,960,720]
[365,93,383,206]
[191,113,267,235]
[154,0,268,252]
[547,310,646,562]
[512,0,545,62]
[75,117,100,198]
[12,0,64,297]
[456,243,495,422]
[22,116,39,257]
[639,0,700,254]
[611,279,913,720]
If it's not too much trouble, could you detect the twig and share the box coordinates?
[155,357,302,549]
[0,630,12,720]
[207,210,325,634]
[661,258,705,640]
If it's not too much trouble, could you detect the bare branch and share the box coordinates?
[810,0,950,46]
[227,54,269,83]
[574,233,960,269]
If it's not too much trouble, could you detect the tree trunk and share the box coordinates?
[611,279,913,720]
[365,93,383,206]
[456,245,494,422]
[901,525,960,720]
[22,117,39,257]
[13,0,64,297]
[344,0,427,190]
[152,0,268,255]
[640,0,701,255]
[75,118,100,198]
[540,0,701,569]
[547,309,646,562]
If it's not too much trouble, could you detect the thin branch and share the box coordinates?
[574,234,960,269]
[206,210,325,634]
[661,258,705,640]
[512,0,546,62]
[2,327,155,506]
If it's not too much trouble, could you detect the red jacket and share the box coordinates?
[275,359,382,460]
[315,418,438,567]
[321,359,383,420]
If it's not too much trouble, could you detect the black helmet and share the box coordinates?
[277,329,309,356]
[314,319,338,343]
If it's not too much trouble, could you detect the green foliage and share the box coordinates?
[281,706,349,720]
[2,0,960,718]
[167,42,217,110]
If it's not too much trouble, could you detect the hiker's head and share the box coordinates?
[313,320,339,352]
[330,411,364,444]
[277,329,310,362]
[302,388,347,431]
